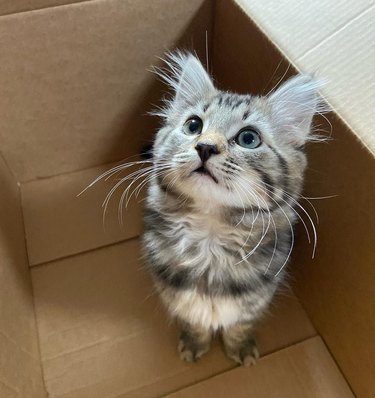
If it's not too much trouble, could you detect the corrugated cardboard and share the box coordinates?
[235,0,375,154]
[297,5,375,155]
[0,0,372,396]
[165,337,354,398]
[235,0,373,59]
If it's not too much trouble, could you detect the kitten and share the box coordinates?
[142,51,325,365]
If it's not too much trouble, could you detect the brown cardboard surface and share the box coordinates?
[165,337,354,398]
[297,5,375,155]
[0,0,89,16]
[31,238,315,397]
[235,0,373,59]
[0,0,373,396]
[22,162,143,266]
[0,0,212,182]
[0,155,46,397]
[293,114,375,398]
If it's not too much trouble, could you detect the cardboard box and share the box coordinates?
[0,0,373,397]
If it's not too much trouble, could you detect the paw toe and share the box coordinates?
[177,339,209,362]
[242,353,257,367]
[226,339,259,366]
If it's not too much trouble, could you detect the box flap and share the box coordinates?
[234,0,375,154]
[234,0,373,60]
[297,5,375,155]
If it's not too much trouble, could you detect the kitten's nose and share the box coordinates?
[195,143,220,162]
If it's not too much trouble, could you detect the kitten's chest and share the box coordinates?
[170,212,243,267]
[182,213,226,242]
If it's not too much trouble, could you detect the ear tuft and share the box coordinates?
[152,51,216,119]
[269,75,329,144]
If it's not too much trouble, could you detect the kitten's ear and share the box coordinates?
[155,51,216,118]
[269,75,327,144]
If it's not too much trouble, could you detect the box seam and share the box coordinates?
[18,183,49,396]
[29,235,141,269]
[20,157,137,185]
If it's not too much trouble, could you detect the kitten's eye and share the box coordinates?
[183,117,203,135]
[235,129,261,149]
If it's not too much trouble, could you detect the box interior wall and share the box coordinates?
[0,0,373,397]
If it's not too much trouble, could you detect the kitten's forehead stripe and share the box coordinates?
[203,103,210,113]
[231,99,245,110]
[224,95,231,106]
[242,111,250,120]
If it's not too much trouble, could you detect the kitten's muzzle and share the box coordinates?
[195,142,220,162]
[192,165,218,183]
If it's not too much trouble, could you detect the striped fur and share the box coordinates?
[142,51,325,364]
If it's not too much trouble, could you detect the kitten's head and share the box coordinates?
[152,51,326,210]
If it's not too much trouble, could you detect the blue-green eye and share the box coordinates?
[183,117,203,135]
[235,129,261,149]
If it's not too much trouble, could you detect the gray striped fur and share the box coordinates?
[142,51,326,364]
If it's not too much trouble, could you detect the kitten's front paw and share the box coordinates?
[177,334,210,362]
[225,337,259,366]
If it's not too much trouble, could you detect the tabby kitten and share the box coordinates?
[142,52,324,365]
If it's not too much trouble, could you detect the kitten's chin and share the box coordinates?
[191,166,219,184]
[175,175,269,210]
[159,171,265,209]
[176,175,232,207]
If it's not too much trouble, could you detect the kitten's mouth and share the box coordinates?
[192,165,218,184]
